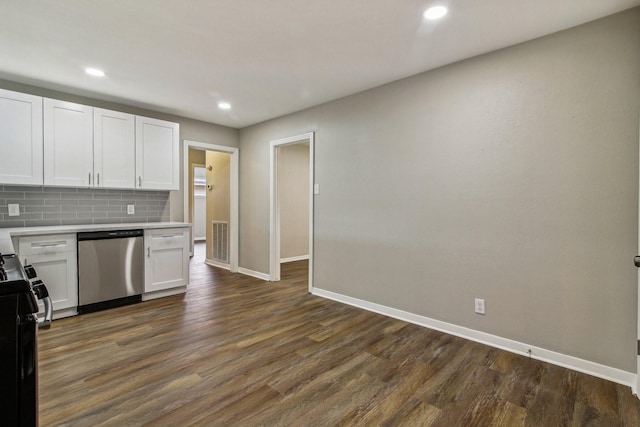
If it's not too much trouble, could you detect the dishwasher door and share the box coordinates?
[78,233,144,309]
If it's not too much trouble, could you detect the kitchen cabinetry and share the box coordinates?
[0,88,181,191]
[43,99,93,187]
[144,227,189,294]
[136,116,180,190]
[94,108,136,189]
[17,234,78,319]
[0,88,43,185]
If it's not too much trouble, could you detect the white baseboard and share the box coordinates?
[312,288,636,390]
[238,267,270,281]
[142,286,186,301]
[280,255,310,263]
[205,259,231,270]
[51,307,78,320]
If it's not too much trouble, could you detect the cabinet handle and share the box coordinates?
[97,173,100,186]
[138,176,142,187]
[89,172,92,186]
[32,242,66,248]
[147,247,151,257]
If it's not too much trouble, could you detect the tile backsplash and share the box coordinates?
[0,186,170,228]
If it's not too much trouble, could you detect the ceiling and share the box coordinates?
[1,0,638,129]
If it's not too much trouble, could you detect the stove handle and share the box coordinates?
[31,281,53,329]
[38,296,53,330]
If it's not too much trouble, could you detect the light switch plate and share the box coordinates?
[8,204,19,217]
[127,205,135,215]
[314,184,320,195]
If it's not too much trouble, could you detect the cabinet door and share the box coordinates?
[18,234,78,317]
[144,228,189,292]
[0,89,43,185]
[44,99,93,187]
[135,116,180,190]
[94,108,135,189]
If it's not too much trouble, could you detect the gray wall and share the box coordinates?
[0,185,169,227]
[278,143,310,259]
[239,8,640,371]
[0,79,239,223]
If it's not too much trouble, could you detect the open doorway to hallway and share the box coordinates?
[270,132,314,292]
[183,140,239,272]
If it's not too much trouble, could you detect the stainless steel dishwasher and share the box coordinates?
[77,229,144,314]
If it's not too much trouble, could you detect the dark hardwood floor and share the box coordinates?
[38,244,640,426]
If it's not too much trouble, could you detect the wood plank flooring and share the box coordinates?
[38,246,640,426]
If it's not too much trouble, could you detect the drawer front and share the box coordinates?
[146,228,187,249]
[18,234,77,256]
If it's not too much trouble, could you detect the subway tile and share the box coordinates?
[13,213,44,221]
[7,199,44,206]
[78,199,109,206]
[107,212,127,218]
[93,218,123,224]
[122,217,146,223]
[77,212,107,219]
[61,205,91,212]
[0,220,26,228]
[3,186,43,193]
[44,199,78,206]
[0,192,27,199]
[93,205,124,212]
[55,187,81,193]
[93,193,120,199]
[43,212,76,220]
[61,192,93,200]
[61,218,93,226]
[26,192,61,199]
[24,220,63,227]
[24,205,62,213]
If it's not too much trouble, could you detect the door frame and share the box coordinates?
[191,163,206,242]
[269,132,315,292]
[183,140,239,273]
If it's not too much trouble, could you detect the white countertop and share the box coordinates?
[0,222,191,254]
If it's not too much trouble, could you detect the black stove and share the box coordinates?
[0,252,49,427]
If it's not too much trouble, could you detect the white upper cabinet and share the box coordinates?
[135,116,180,190]
[94,108,135,189]
[0,88,43,185]
[44,99,93,187]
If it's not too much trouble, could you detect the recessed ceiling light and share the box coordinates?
[423,6,448,20]
[85,67,106,77]
[218,102,231,110]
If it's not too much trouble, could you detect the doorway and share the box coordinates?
[270,132,314,292]
[183,141,239,273]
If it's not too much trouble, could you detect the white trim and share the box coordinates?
[142,286,187,301]
[312,287,636,389]
[183,140,239,273]
[205,259,231,270]
[637,111,640,395]
[238,267,271,281]
[269,132,315,293]
[280,255,310,263]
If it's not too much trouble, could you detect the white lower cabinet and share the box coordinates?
[144,227,189,294]
[18,234,78,319]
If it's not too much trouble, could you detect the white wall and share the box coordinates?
[239,8,640,372]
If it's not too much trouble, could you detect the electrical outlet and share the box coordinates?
[475,298,485,315]
[127,205,135,215]
[8,204,20,217]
